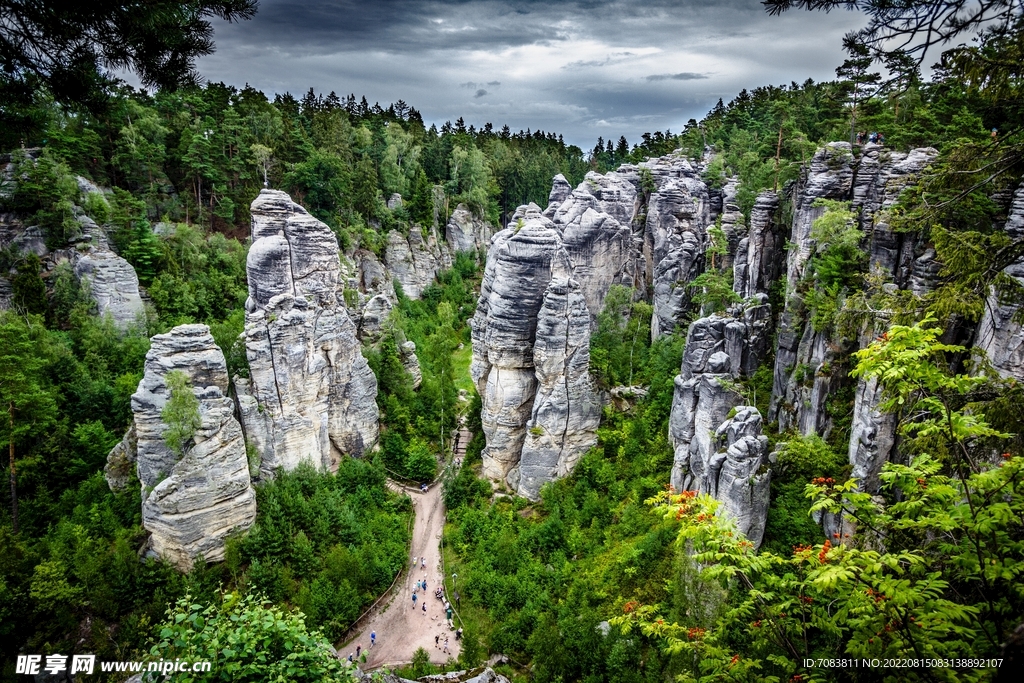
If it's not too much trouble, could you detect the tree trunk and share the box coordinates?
[8,402,17,534]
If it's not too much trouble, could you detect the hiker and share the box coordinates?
[456,628,463,641]
[443,637,450,654]
[868,131,877,143]
[423,579,427,590]
[992,127,999,141]
[422,602,427,614]
[856,131,864,144]
[412,556,417,568]
[413,592,418,607]
[436,634,440,648]
[877,132,885,145]
[348,654,353,663]
[421,557,426,569]
[371,631,376,647]
[356,645,361,658]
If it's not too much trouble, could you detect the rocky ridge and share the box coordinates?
[239,190,379,477]
[129,324,257,570]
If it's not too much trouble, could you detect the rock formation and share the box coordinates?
[517,272,601,499]
[471,206,564,491]
[974,183,1024,382]
[446,203,493,253]
[240,190,379,478]
[71,212,145,328]
[770,143,938,437]
[130,324,256,570]
[384,225,452,299]
[471,152,719,496]
[668,300,773,546]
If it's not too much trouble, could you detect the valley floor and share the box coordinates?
[340,479,461,668]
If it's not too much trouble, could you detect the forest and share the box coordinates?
[2,0,1024,682]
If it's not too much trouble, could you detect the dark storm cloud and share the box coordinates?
[195,0,867,146]
[646,72,709,81]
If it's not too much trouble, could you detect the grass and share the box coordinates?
[452,342,475,394]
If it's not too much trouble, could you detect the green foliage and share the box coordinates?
[590,285,653,388]
[801,199,866,332]
[10,253,47,315]
[235,462,411,642]
[161,370,201,456]
[151,592,356,682]
[687,269,741,314]
[614,315,1022,683]
[1,150,80,249]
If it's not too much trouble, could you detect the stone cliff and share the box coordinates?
[129,324,257,570]
[769,142,938,447]
[239,190,379,478]
[668,301,773,545]
[471,152,718,498]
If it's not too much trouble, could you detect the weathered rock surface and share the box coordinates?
[130,324,256,570]
[471,207,561,488]
[384,225,452,299]
[446,203,493,253]
[974,183,1024,381]
[645,161,711,338]
[72,241,145,328]
[770,143,939,436]
[734,191,782,298]
[241,190,379,478]
[848,374,898,492]
[669,300,772,545]
[104,425,137,492]
[400,340,423,389]
[549,171,637,317]
[472,152,720,495]
[517,272,601,499]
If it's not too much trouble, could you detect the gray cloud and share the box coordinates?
[646,72,709,81]
[195,0,868,146]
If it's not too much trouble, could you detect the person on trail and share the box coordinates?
[356,645,361,658]
[422,602,427,614]
[877,132,885,146]
[421,557,426,569]
[413,592,417,607]
[423,579,427,590]
[348,654,353,663]
[412,556,417,568]
[436,634,440,648]
[443,637,450,654]
[371,631,376,647]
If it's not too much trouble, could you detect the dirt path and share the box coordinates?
[339,480,461,669]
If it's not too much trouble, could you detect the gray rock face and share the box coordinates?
[734,191,782,299]
[104,425,137,492]
[669,301,772,545]
[848,374,898,492]
[384,226,452,299]
[974,183,1024,381]
[400,340,423,389]
[72,243,145,328]
[770,143,939,435]
[471,207,561,487]
[550,172,637,317]
[130,324,256,570]
[471,152,719,495]
[644,161,711,338]
[517,274,601,499]
[446,203,493,253]
[241,190,379,478]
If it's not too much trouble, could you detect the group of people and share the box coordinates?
[856,131,885,145]
[344,631,376,665]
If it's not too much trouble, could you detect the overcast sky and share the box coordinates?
[196,0,867,148]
